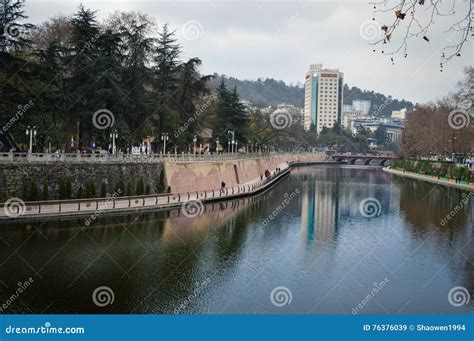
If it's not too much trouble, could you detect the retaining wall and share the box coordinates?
[164,154,327,193]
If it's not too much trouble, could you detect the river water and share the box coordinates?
[0,165,472,314]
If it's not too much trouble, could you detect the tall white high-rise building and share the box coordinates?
[304,64,344,133]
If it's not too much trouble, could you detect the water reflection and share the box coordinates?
[0,166,472,314]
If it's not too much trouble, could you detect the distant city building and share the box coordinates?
[342,104,353,113]
[352,100,371,116]
[341,109,363,129]
[391,108,407,120]
[304,64,344,133]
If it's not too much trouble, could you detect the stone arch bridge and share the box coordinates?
[332,154,398,166]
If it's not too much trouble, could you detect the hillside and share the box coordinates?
[210,74,414,117]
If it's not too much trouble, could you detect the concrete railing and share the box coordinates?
[0,152,304,164]
[0,164,291,220]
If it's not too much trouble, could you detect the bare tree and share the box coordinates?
[370,0,472,66]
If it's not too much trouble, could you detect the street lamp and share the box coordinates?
[25,126,37,154]
[235,140,238,153]
[193,135,197,155]
[161,133,169,154]
[110,130,118,154]
[227,130,235,154]
[216,138,220,154]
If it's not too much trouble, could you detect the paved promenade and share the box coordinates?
[383,167,474,191]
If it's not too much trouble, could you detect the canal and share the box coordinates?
[0,165,472,314]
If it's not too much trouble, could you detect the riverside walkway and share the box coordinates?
[0,161,302,221]
[383,167,474,191]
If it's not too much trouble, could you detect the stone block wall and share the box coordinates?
[0,162,165,201]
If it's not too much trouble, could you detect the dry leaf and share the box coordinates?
[395,10,406,19]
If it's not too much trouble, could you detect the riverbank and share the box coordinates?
[0,159,344,221]
[383,167,474,191]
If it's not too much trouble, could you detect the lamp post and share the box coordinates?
[216,138,220,154]
[110,130,118,154]
[227,130,235,154]
[235,140,238,153]
[161,133,169,155]
[25,126,37,154]
[193,135,197,155]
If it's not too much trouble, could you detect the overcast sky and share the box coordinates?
[25,0,473,105]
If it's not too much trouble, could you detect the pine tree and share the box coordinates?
[100,182,107,197]
[152,24,180,132]
[0,0,34,52]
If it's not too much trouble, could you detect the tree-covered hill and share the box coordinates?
[210,74,414,117]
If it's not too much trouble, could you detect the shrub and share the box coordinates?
[115,179,125,195]
[100,182,107,198]
[29,180,39,201]
[42,184,48,201]
[77,185,83,199]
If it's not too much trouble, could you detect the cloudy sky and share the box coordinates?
[25,0,473,104]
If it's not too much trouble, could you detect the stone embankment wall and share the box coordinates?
[0,163,164,201]
[164,154,327,193]
[0,154,327,202]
